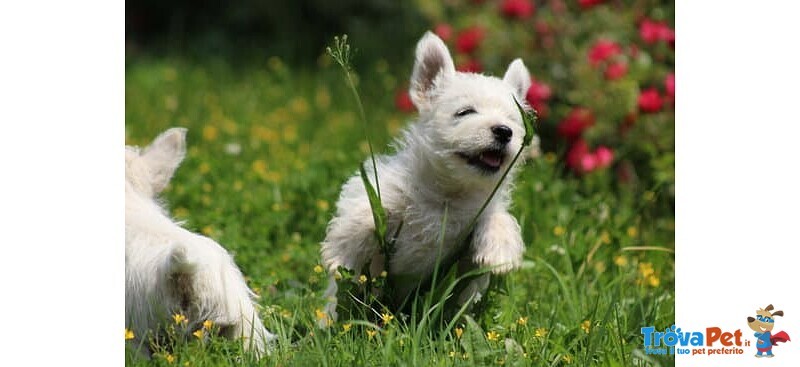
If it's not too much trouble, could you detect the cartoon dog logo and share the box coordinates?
[746,304,791,358]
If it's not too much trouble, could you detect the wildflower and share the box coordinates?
[173,313,187,325]
[203,320,213,330]
[449,351,456,358]
[639,262,655,277]
[201,226,213,236]
[202,125,218,142]
[380,271,387,278]
[315,309,331,326]
[366,329,377,339]
[517,317,528,326]
[125,328,135,340]
[395,87,415,113]
[563,354,573,364]
[198,162,211,174]
[578,0,604,9]
[358,275,368,284]
[455,327,464,339]
[627,226,639,238]
[548,244,566,256]
[604,62,628,80]
[639,19,675,45]
[455,26,484,54]
[381,312,394,324]
[558,108,595,141]
[193,329,204,339]
[342,323,352,332]
[638,88,664,113]
[595,146,614,168]
[614,255,628,267]
[224,143,241,156]
[581,320,592,334]
[434,23,453,41]
[600,231,611,244]
[665,73,675,98]
[553,226,566,237]
[648,274,661,287]
[486,331,500,341]
[165,353,175,364]
[534,327,548,338]
[316,200,329,211]
[314,265,324,274]
[588,40,622,67]
[594,261,607,273]
[500,0,535,19]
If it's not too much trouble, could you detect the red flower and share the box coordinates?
[638,88,663,113]
[578,0,604,9]
[604,62,628,80]
[580,154,598,173]
[588,40,622,67]
[526,78,552,102]
[665,72,675,99]
[500,0,535,19]
[395,88,415,113]
[639,19,675,46]
[566,139,590,171]
[595,146,614,168]
[457,59,483,73]
[456,27,484,54]
[558,107,595,141]
[434,23,453,42]
[526,78,552,119]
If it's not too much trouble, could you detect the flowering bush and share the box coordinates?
[403,0,674,192]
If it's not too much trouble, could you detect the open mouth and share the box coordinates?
[457,147,507,173]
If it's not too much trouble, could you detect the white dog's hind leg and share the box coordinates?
[168,239,274,356]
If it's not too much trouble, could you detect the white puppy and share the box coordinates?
[321,32,530,320]
[125,128,274,356]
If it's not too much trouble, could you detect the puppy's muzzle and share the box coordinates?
[491,125,513,144]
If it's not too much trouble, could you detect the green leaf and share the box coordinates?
[514,96,537,147]
[359,163,387,244]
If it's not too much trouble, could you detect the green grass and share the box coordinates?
[125,56,675,366]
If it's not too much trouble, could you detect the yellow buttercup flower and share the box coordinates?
[381,312,394,324]
[581,320,591,334]
[342,323,352,332]
[173,313,187,325]
[486,331,500,341]
[165,354,175,364]
[534,327,548,338]
[614,255,628,267]
[366,329,377,339]
[455,327,463,339]
[517,317,528,326]
[627,226,638,238]
[313,265,324,274]
[193,329,204,339]
[203,320,213,330]
[563,354,573,364]
[358,275,368,284]
[125,328,135,340]
[553,226,566,237]
[202,125,218,142]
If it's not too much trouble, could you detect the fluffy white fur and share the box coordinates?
[125,128,274,356]
[321,32,531,321]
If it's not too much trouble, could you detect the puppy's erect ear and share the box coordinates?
[410,31,455,109]
[141,127,187,194]
[772,310,784,317]
[503,59,531,101]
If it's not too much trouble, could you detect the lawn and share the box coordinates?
[125,55,674,366]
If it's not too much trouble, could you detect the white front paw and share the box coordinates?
[472,213,523,273]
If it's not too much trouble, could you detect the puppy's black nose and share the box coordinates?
[491,125,513,144]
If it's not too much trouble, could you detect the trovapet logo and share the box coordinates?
[641,303,792,358]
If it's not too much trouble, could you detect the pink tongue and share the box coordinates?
[480,152,502,168]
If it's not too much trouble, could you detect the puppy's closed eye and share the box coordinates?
[454,107,477,118]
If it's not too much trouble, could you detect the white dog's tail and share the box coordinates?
[169,238,276,357]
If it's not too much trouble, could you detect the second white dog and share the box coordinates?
[125,128,275,356]
[321,32,530,321]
